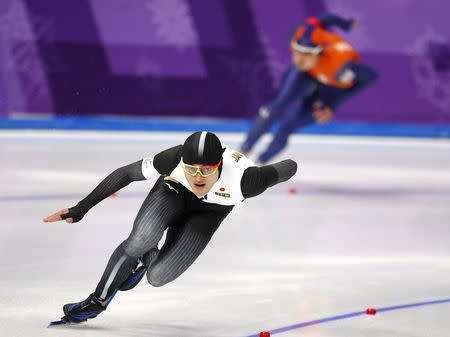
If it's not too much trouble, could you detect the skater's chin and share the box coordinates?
[192,183,209,196]
[184,170,218,197]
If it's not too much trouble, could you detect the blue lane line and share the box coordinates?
[246,298,450,336]
[1,117,449,138]
[376,298,450,313]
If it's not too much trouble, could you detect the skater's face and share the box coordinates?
[184,163,219,197]
[292,50,319,70]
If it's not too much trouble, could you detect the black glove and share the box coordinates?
[60,204,87,223]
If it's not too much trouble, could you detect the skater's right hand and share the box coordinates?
[43,209,72,223]
[43,206,85,223]
[313,100,334,124]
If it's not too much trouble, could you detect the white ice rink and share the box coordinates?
[1,130,449,337]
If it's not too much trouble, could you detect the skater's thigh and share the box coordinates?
[122,179,184,256]
[146,210,230,287]
[268,68,315,113]
[275,67,312,101]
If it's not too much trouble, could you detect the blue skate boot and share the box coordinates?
[49,292,115,326]
[62,293,107,323]
[49,248,158,327]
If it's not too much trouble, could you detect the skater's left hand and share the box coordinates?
[313,101,334,123]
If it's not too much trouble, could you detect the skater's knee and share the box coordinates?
[147,277,166,287]
[146,270,171,287]
[121,239,148,258]
[146,261,180,287]
[259,106,282,122]
[258,106,271,119]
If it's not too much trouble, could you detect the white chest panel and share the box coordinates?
[167,146,255,206]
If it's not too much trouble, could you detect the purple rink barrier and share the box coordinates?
[0,0,449,128]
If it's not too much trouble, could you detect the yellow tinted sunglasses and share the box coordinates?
[181,157,221,177]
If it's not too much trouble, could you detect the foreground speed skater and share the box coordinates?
[44,131,297,325]
[240,13,379,163]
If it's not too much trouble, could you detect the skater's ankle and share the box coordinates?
[95,295,107,307]
[96,296,107,307]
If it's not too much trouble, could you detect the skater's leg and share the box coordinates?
[62,179,184,323]
[94,179,184,300]
[240,66,311,153]
[258,84,341,163]
[258,101,315,163]
[146,210,230,287]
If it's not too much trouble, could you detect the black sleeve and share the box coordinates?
[240,159,298,199]
[62,160,146,222]
[153,145,182,175]
[328,62,379,110]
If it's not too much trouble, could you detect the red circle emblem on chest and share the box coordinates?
[220,188,225,191]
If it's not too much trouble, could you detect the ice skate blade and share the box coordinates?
[48,316,83,327]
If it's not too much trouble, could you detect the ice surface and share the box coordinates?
[1,130,449,337]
